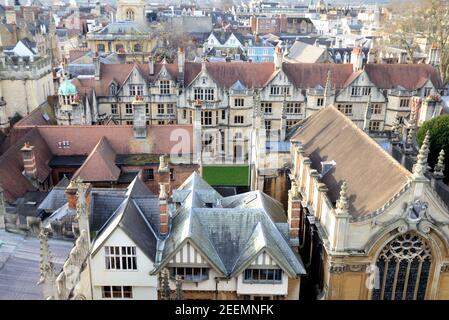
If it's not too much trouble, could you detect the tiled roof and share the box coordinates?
[283,63,354,89]
[364,64,443,90]
[72,137,120,182]
[290,106,411,218]
[0,128,52,202]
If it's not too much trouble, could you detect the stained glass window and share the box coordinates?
[372,233,432,300]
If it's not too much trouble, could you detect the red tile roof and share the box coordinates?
[36,125,193,156]
[364,64,443,90]
[283,63,354,89]
[0,128,52,202]
[72,137,120,182]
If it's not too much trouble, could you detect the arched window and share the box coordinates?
[126,9,135,21]
[109,83,116,96]
[97,44,105,53]
[134,43,142,52]
[372,233,432,300]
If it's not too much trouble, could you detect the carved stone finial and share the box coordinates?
[290,180,299,198]
[38,228,56,299]
[406,127,415,147]
[434,149,445,178]
[412,131,430,178]
[336,181,348,212]
[161,268,171,300]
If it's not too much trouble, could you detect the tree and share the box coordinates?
[384,0,449,81]
[417,115,449,181]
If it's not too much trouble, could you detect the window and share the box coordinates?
[145,104,149,114]
[351,86,371,96]
[166,104,174,114]
[243,268,282,283]
[104,246,137,270]
[158,120,165,125]
[129,85,143,96]
[194,88,214,101]
[221,110,226,120]
[424,88,432,97]
[317,98,324,106]
[111,104,118,115]
[170,168,175,181]
[372,233,432,300]
[337,104,353,115]
[97,44,105,53]
[372,104,382,114]
[109,84,117,95]
[261,102,272,114]
[270,86,290,96]
[182,109,187,120]
[157,104,164,114]
[369,120,381,131]
[286,120,299,130]
[126,120,133,125]
[400,99,410,108]
[201,111,213,126]
[126,8,135,21]
[160,80,170,95]
[144,168,154,181]
[234,98,244,107]
[115,44,124,52]
[264,120,271,131]
[102,286,133,299]
[234,115,244,124]
[133,43,142,52]
[170,267,209,282]
[286,102,301,114]
[125,104,133,115]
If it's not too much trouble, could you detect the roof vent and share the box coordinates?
[320,160,336,178]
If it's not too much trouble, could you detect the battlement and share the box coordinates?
[0,55,52,80]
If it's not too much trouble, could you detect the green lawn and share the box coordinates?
[202,165,249,186]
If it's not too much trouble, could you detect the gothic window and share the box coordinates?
[133,43,142,52]
[126,9,135,21]
[109,83,116,96]
[372,233,432,300]
[97,44,105,53]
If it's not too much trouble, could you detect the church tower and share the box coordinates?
[116,0,146,25]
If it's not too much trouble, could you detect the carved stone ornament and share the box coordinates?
[329,263,369,274]
[441,264,449,272]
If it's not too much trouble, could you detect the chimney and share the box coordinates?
[65,179,92,212]
[5,9,16,25]
[20,142,37,180]
[427,43,441,68]
[274,46,283,70]
[398,51,407,64]
[94,55,100,80]
[132,96,147,139]
[159,183,169,235]
[350,47,363,72]
[177,47,185,77]
[287,181,301,250]
[23,8,35,22]
[148,56,154,76]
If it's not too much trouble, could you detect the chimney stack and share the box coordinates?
[287,181,301,250]
[94,55,100,80]
[20,142,37,180]
[350,47,363,72]
[132,96,147,139]
[427,43,441,69]
[178,48,186,82]
[149,56,154,76]
[5,9,16,25]
[274,46,283,70]
[159,183,169,235]
[65,179,92,211]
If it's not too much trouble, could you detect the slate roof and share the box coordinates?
[158,172,305,278]
[285,41,330,63]
[290,106,411,218]
[91,176,159,262]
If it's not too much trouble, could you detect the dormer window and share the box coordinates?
[243,268,282,283]
[110,83,117,96]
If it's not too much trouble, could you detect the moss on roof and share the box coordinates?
[202,165,249,186]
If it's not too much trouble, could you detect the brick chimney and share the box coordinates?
[287,181,301,250]
[5,9,17,25]
[350,47,363,72]
[20,142,37,180]
[65,179,92,211]
[159,183,169,235]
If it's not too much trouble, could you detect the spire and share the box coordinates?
[37,229,56,299]
[336,181,349,213]
[323,70,332,107]
[175,275,184,300]
[160,268,171,300]
[434,149,445,179]
[412,131,430,178]
[363,94,372,133]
